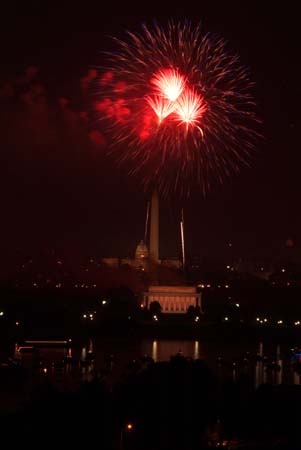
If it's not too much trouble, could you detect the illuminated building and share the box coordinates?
[101,190,202,313]
[101,190,181,271]
[143,285,202,314]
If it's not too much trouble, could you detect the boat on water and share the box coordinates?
[15,338,73,352]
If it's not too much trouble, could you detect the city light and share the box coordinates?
[0,311,4,316]
[224,317,229,321]
[126,423,133,431]
[235,303,240,308]
[83,314,87,319]
[102,300,107,305]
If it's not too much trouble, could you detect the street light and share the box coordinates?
[120,423,134,450]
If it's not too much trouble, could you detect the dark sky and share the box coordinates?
[1,2,301,263]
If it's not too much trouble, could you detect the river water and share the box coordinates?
[11,337,301,387]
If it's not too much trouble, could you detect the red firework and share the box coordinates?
[151,69,185,102]
[146,95,175,124]
[174,89,206,133]
[95,21,260,196]
[147,71,206,133]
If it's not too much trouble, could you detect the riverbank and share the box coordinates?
[3,319,301,349]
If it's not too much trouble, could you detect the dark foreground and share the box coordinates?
[1,348,301,450]
[1,288,301,448]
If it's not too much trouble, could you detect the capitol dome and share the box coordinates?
[135,240,149,260]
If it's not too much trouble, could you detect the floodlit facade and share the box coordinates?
[143,285,202,314]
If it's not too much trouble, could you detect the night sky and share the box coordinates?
[1,2,301,265]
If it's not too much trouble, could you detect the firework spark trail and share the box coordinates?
[174,89,206,133]
[146,95,175,123]
[96,21,261,196]
[151,69,185,101]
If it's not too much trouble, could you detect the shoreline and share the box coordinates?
[3,321,301,347]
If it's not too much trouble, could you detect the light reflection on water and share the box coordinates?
[152,340,158,362]
[10,338,301,387]
[149,339,200,362]
[294,372,300,385]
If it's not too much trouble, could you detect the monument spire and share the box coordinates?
[149,189,159,262]
[144,200,150,244]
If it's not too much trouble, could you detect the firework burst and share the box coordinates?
[151,69,185,102]
[174,89,207,132]
[96,21,260,196]
[146,95,175,123]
